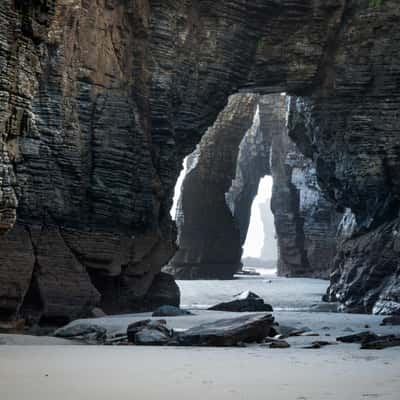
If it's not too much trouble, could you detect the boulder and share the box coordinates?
[152,305,192,317]
[208,291,273,312]
[361,335,400,350]
[134,328,171,345]
[127,319,152,342]
[178,313,274,346]
[269,340,290,349]
[54,323,107,342]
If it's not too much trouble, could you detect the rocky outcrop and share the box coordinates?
[286,3,400,312]
[1,0,400,317]
[326,215,400,314]
[271,97,342,278]
[226,100,272,245]
[166,94,259,279]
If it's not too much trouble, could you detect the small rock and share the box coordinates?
[152,305,192,317]
[288,328,318,337]
[361,335,400,350]
[380,316,400,326]
[91,307,107,318]
[134,328,171,345]
[269,340,290,348]
[127,319,152,342]
[208,291,273,312]
[303,341,337,349]
[336,331,379,344]
[127,319,171,343]
[54,323,106,340]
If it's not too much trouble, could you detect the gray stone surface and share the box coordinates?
[178,313,274,347]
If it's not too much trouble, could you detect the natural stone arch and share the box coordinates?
[0,1,399,320]
[167,93,341,280]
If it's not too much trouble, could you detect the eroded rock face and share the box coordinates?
[271,97,342,278]
[226,101,272,246]
[287,3,400,311]
[1,0,399,317]
[326,217,400,315]
[166,94,259,279]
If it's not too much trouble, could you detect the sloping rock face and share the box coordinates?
[166,94,259,279]
[271,96,341,279]
[1,0,399,317]
[170,92,340,280]
[286,4,400,312]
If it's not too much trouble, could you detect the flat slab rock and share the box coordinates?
[208,291,273,312]
[177,313,274,346]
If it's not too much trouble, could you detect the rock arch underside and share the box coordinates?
[1,0,400,323]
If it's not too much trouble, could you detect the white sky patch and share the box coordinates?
[170,157,187,220]
[242,176,276,258]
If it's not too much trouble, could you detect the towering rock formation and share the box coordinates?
[166,94,259,279]
[271,98,341,279]
[226,100,272,247]
[170,92,340,280]
[0,0,399,319]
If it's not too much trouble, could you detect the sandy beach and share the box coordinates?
[1,275,400,400]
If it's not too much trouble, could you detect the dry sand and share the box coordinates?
[1,343,400,400]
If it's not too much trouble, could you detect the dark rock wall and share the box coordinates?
[170,93,340,280]
[271,97,341,279]
[287,3,400,312]
[166,94,258,279]
[0,0,399,317]
[226,99,271,247]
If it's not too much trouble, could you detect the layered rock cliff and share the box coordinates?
[1,0,399,319]
[169,93,340,280]
[271,96,341,279]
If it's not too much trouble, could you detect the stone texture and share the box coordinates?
[226,100,272,246]
[208,291,273,312]
[166,94,259,279]
[178,313,274,346]
[0,0,399,318]
[271,96,342,278]
[326,218,400,314]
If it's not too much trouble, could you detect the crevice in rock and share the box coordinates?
[19,225,44,325]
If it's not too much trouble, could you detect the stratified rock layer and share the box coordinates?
[271,96,341,279]
[0,0,399,317]
[166,94,259,279]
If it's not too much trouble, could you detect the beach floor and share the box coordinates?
[1,274,400,400]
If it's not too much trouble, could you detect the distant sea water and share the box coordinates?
[177,271,329,312]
